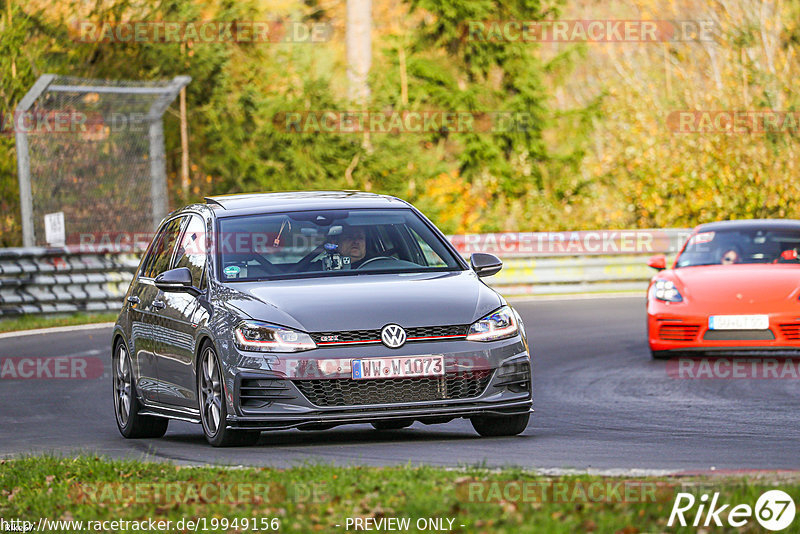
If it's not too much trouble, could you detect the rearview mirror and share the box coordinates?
[155,267,200,296]
[470,253,503,278]
[647,254,667,270]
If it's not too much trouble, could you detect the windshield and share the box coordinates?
[676,228,800,268]
[216,208,464,281]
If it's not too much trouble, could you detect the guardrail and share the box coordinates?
[0,229,691,317]
[449,229,691,296]
[0,247,138,317]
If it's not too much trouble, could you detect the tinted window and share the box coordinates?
[141,217,185,278]
[217,209,462,281]
[173,215,207,288]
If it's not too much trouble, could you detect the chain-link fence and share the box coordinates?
[15,75,190,248]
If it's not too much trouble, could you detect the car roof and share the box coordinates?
[695,219,800,232]
[203,191,409,217]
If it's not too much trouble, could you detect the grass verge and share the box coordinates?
[1,456,798,533]
[0,312,117,333]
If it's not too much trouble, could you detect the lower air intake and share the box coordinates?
[293,371,492,407]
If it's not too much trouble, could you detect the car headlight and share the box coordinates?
[234,321,316,352]
[467,306,519,342]
[652,279,683,302]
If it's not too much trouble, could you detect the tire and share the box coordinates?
[113,340,169,439]
[470,413,530,437]
[198,342,260,447]
[651,350,672,360]
[371,419,414,431]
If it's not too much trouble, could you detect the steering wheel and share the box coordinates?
[356,256,400,270]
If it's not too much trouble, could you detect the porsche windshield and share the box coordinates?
[216,209,463,280]
[676,228,800,268]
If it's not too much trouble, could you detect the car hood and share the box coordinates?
[671,264,800,304]
[218,270,503,332]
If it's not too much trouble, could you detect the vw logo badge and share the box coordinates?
[381,324,407,348]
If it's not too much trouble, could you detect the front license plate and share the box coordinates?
[708,314,769,330]
[351,356,444,380]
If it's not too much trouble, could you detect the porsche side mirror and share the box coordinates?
[155,267,201,296]
[647,254,667,270]
[470,253,503,278]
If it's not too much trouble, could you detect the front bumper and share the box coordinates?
[226,399,532,430]
[648,310,800,353]
[222,338,532,430]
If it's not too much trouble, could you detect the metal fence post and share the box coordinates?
[14,74,55,246]
[147,76,191,229]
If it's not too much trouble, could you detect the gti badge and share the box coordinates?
[381,324,407,348]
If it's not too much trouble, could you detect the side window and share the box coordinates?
[173,215,208,289]
[141,217,186,278]
[139,227,168,278]
[409,228,447,267]
[374,226,399,257]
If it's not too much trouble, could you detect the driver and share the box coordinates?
[337,226,368,268]
[720,248,741,265]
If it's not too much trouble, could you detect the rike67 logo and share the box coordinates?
[668,490,796,531]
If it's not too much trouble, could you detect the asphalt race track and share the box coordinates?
[1,296,798,471]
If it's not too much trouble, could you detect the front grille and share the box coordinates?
[780,323,800,340]
[703,329,775,341]
[237,377,295,410]
[658,324,700,341]
[310,324,469,346]
[293,371,492,407]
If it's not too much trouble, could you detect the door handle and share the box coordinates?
[127,296,140,304]
[152,300,166,310]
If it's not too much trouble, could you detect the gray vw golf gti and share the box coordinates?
[112,192,532,446]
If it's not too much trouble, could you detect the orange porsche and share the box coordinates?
[646,220,800,359]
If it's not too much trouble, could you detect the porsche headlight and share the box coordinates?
[652,279,683,303]
[467,306,519,342]
[234,321,316,352]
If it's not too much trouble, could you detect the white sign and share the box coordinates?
[44,212,65,246]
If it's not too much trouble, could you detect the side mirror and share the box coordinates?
[647,254,667,270]
[470,253,503,278]
[155,267,200,295]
